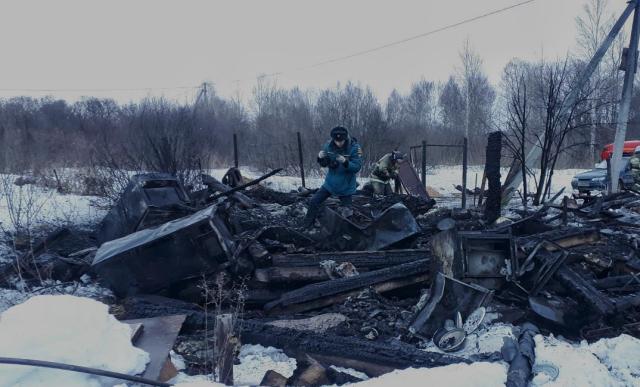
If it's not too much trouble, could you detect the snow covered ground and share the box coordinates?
[0,178,105,233]
[209,165,581,199]
[0,167,636,387]
[170,325,640,386]
[2,294,640,387]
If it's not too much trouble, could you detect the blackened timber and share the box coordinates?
[268,274,430,314]
[200,174,254,208]
[518,227,600,251]
[214,314,235,385]
[271,249,431,269]
[264,260,430,313]
[484,132,502,224]
[612,292,640,312]
[554,266,615,316]
[207,169,283,201]
[254,267,330,283]
[594,275,640,290]
[240,321,470,377]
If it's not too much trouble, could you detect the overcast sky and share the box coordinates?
[0,0,630,104]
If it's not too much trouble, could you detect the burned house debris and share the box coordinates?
[2,155,640,386]
[93,205,235,297]
[96,173,194,245]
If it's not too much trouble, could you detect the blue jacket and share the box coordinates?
[318,137,362,196]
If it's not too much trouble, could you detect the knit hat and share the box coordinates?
[330,126,349,141]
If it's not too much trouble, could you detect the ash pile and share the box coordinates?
[6,166,640,386]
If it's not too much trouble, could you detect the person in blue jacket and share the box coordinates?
[302,126,363,228]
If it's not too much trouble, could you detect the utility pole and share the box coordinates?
[195,82,212,107]
[465,78,470,140]
[611,1,640,192]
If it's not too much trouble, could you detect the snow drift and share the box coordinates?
[0,295,149,387]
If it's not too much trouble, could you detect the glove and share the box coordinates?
[318,151,327,159]
[336,155,346,164]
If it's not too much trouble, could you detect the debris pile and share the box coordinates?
[2,167,640,386]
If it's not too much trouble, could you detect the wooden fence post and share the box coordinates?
[233,133,239,168]
[297,132,306,188]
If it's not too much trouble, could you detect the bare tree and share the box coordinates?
[530,59,599,204]
[501,60,533,208]
[438,76,466,134]
[457,39,496,161]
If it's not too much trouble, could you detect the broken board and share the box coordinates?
[397,159,430,200]
[124,314,186,382]
[264,259,430,314]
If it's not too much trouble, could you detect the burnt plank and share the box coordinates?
[612,293,640,312]
[240,321,469,377]
[593,275,640,290]
[269,273,430,314]
[518,227,600,251]
[254,267,330,283]
[264,260,430,312]
[271,249,431,269]
[554,266,615,316]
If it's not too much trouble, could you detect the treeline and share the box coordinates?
[1,1,640,184]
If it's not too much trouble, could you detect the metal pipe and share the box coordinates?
[0,357,171,387]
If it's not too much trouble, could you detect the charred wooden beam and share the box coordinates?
[200,174,255,208]
[518,228,600,251]
[214,314,236,386]
[594,275,640,290]
[240,321,470,377]
[484,132,502,224]
[245,287,283,305]
[255,267,330,283]
[208,168,283,201]
[612,292,640,312]
[554,266,615,316]
[264,260,430,314]
[271,249,431,269]
[271,273,430,315]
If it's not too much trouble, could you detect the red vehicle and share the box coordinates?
[600,140,640,160]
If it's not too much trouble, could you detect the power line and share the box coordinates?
[260,0,536,78]
[0,0,536,93]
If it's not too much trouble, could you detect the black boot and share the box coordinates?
[301,205,319,229]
